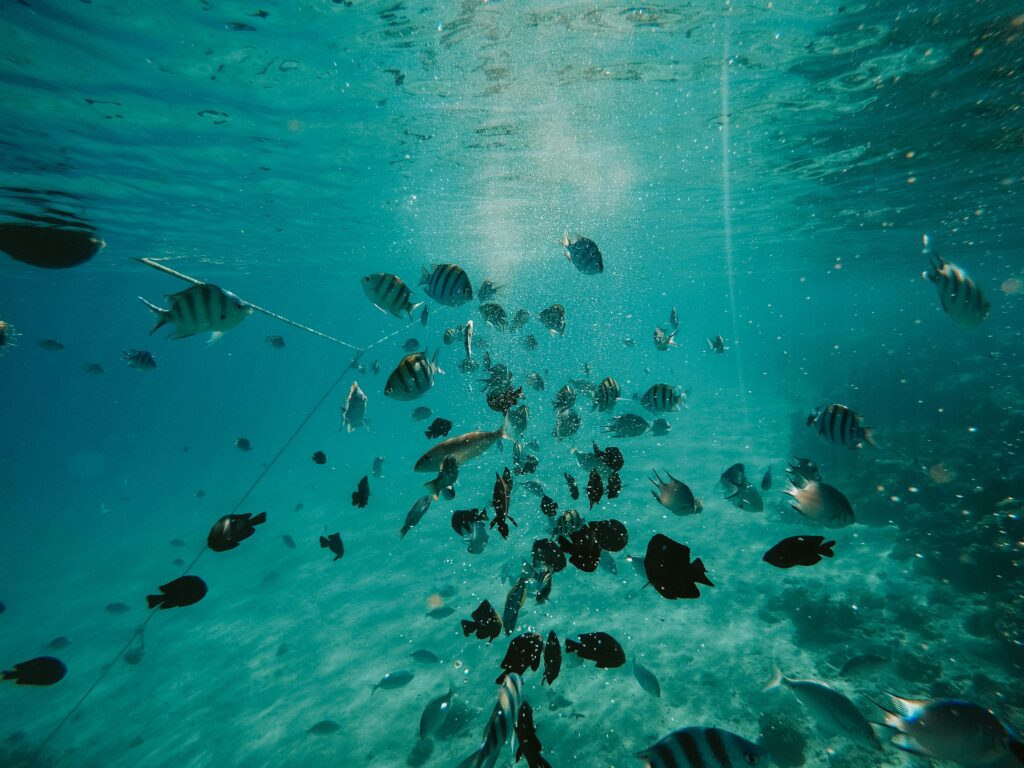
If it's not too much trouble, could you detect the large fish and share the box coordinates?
[384,351,443,400]
[457,673,524,768]
[413,419,508,472]
[638,727,768,768]
[922,234,990,327]
[420,263,473,307]
[361,272,423,319]
[139,283,251,341]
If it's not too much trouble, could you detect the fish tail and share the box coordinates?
[138,296,169,335]
[319,536,329,548]
[431,348,445,375]
[250,511,267,526]
[408,301,424,320]
[564,637,581,654]
[821,540,836,557]
[561,229,570,249]
[695,497,704,512]
[146,594,163,609]
[862,427,877,447]
[460,620,476,637]
[424,477,441,500]
[762,665,784,692]
[1,669,16,680]
[419,266,430,286]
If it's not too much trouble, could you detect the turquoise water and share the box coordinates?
[1,1,1022,766]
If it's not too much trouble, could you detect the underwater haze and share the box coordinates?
[1,1,1023,767]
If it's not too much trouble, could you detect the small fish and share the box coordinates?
[411,649,441,665]
[419,687,454,739]
[465,520,489,554]
[787,456,823,482]
[235,437,252,452]
[542,631,561,685]
[525,372,545,391]
[538,304,566,336]
[838,654,889,678]
[38,339,63,352]
[146,575,207,609]
[424,417,453,439]
[458,673,523,768]
[558,526,601,572]
[139,283,251,340]
[403,337,421,353]
[464,319,474,361]
[195,489,206,499]
[564,472,580,500]
[487,386,524,414]
[122,349,156,370]
[650,470,702,515]
[807,403,876,448]
[552,408,581,440]
[400,495,433,538]
[514,701,552,768]
[1,656,66,686]
[540,495,558,518]
[510,308,530,332]
[372,360,381,374]
[502,574,529,636]
[783,479,854,528]
[561,230,604,275]
[207,511,267,552]
[307,720,341,735]
[588,519,628,552]
[478,279,502,301]
[461,599,502,643]
[352,475,370,508]
[443,326,461,345]
[83,362,105,374]
[761,465,772,490]
[606,472,622,499]
[372,670,414,693]
[46,636,72,650]
[707,335,727,353]
[170,538,186,548]
[372,455,385,477]
[592,376,620,411]
[650,418,671,436]
[763,535,835,568]
[605,413,650,438]
[564,631,624,669]
[451,507,488,535]
[653,326,678,351]
[639,727,767,768]
[361,273,423,319]
[669,306,679,330]
[551,385,575,412]
[643,534,713,600]
[425,455,458,500]
[479,302,508,329]
[490,473,517,539]
[105,602,131,614]
[421,263,473,306]
[532,538,566,574]
[622,337,637,347]
[637,383,686,412]
[586,470,604,509]
[922,234,990,327]
[523,479,545,497]
[172,557,185,566]
[496,632,542,684]
[522,334,538,350]
[412,406,432,421]
[320,532,344,560]
[312,450,327,465]
[633,658,661,698]
[420,304,429,327]
[266,335,285,348]
[426,605,455,619]
[281,534,296,549]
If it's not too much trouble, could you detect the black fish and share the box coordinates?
[312,450,327,465]
[515,701,553,768]
[607,471,622,499]
[487,386,524,414]
[352,475,370,508]
[593,442,624,471]
[558,526,601,572]
[451,508,487,535]
[589,519,628,552]
[788,456,823,483]
[532,540,565,577]
[320,532,344,561]
[542,631,561,685]
[643,534,713,600]
[761,465,772,490]
[490,473,517,539]
[720,462,746,488]
[495,632,543,684]
[478,302,508,329]
[540,495,558,518]
[207,511,267,552]
[586,470,604,509]
[0,223,103,269]
[564,631,625,669]
[763,536,835,568]
[564,472,580,500]
[236,437,252,452]
[281,534,296,549]
[1,656,67,686]
[266,335,285,348]
[513,452,538,475]
[146,575,207,609]
[424,417,453,439]
[461,599,502,643]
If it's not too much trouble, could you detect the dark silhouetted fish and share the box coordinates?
[490,473,516,539]
[84,362,105,375]
[514,701,552,768]
[586,470,603,509]
[411,649,441,665]
[425,417,453,439]
[643,534,713,600]
[46,636,72,650]
[607,471,622,499]
[593,442,624,471]
[558,526,601,572]
[351,475,370,508]
[403,337,421,353]
[564,472,580,500]
[451,508,487,535]
[372,669,414,693]
[419,686,454,739]
[564,631,624,669]
[589,519,628,552]
[763,536,835,568]
[146,575,207,609]
[400,495,432,538]
[281,534,296,549]
[561,231,603,275]
[543,631,561,685]
[312,450,327,465]
[538,304,566,336]
[496,632,542,684]
[604,413,649,437]
[266,335,285,348]
[207,511,266,552]
[320,532,344,560]
[479,302,508,329]
[123,349,156,370]
[762,465,772,490]
[37,339,64,350]
[461,599,502,643]
[235,437,252,452]
[105,602,131,614]
[532,538,566,574]
[307,720,341,735]
[540,495,558,518]
[426,605,455,619]
[633,658,661,698]
[2,656,66,686]
[412,406,432,421]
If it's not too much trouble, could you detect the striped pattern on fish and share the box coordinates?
[593,377,620,411]
[361,272,423,319]
[384,351,442,400]
[457,673,524,768]
[638,726,768,768]
[806,403,874,448]
[922,235,989,327]
[421,263,473,306]
[638,383,686,412]
[139,283,251,340]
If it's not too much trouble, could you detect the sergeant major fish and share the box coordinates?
[421,263,473,307]
[457,673,524,768]
[139,283,252,341]
[639,727,768,768]
[807,403,876,449]
[384,351,443,400]
[922,234,990,327]
[361,272,423,319]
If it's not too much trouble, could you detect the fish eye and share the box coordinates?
[744,754,759,765]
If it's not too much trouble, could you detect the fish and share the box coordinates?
[650,470,702,515]
[592,443,624,471]
[1,656,66,686]
[490,473,517,539]
[522,334,538,351]
[540,495,558,518]
[461,599,502,643]
[385,351,443,400]
[761,466,772,490]
[650,418,671,436]
[551,385,576,411]
[47,636,72,650]
[669,306,679,330]
[170,538,186,548]
[479,302,509,330]
[146,575,207,609]
[502,573,530,635]
[525,372,545,391]
[411,649,441,665]
[558,526,601,572]
[443,326,462,345]
[592,376,620,411]
[763,535,835,568]
[564,473,580,500]
[420,304,429,327]
[883,695,1022,766]
[638,727,768,768]
[464,319,475,361]
[425,456,458,501]
[783,479,854,527]
[605,413,650,437]
[538,304,566,336]
[922,234,990,327]
[235,437,252,452]
[312,450,327,465]
[426,605,455,619]
[281,534,296,549]
[607,472,622,499]
[707,335,727,353]
[532,538,567,574]
[400,495,433,538]
[403,337,421,353]
[421,263,473,306]
[787,456,823,482]
[510,308,530,332]
[105,602,131,614]
[412,406,432,421]
[351,475,370,508]
[553,508,585,538]
[479,279,502,301]
[84,362,105,374]
[543,631,561,685]
[487,386,524,414]
[514,701,552,768]
[764,667,881,750]
[643,534,713,599]
[419,687,454,739]
[372,456,385,477]
[599,549,618,574]
[424,417,453,439]
[139,283,251,340]
[451,508,488,535]
[266,335,285,348]
[513,445,538,476]
[465,520,489,554]
[586,470,604,509]
[807,403,876,448]
[122,349,156,370]
[561,231,604,274]
[478,363,512,392]
[361,272,423,319]
[839,654,889,678]
[414,419,508,472]
[633,658,661,698]
[552,408,581,440]
[207,511,267,552]
[307,720,341,735]
[564,631,624,669]
[457,673,524,768]
[589,519,628,552]
[320,532,344,560]
[653,326,678,350]
[522,480,545,498]
[636,383,686,412]
[372,669,414,693]
[496,632,543,684]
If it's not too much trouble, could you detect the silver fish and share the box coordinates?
[414,419,508,472]
[420,263,473,307]
[385,351,443,400]
[139,283,251,341]
[341,381,368,432]
[783,479,854,528]
[361,273,423,320]
[922,234,990,328]
[464,319,474,362]
[650,470,702,515]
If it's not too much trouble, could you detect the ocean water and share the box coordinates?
[1,1,1023,766]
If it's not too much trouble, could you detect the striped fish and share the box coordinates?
[806,403,875,448]
[122,349,157,370]
[923,235,990,327]
[139,283,251,340]
[361,273,423,319]
[384,351,443,401]
[420,263,473,307]
[638,727,768,768]
[592,376,620,411]
[457,673,524,768]
[637,383,686,413]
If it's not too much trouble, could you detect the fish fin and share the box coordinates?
[762,665,784,692]
[419,266,430,286]
[890,734,929,756]
[166,331,197,340]
[146,594,163,609]
[564,638,581,654]
[691,558,714,587]
[821,540,836,557]
[862,427,877,447]
[424,477,441,501]
[408,301,424,320]
[883,693,929,719]
[319,536,328,548]
[250,511,267,526]
[561,229,570,248]
[138,296,170,335]
[207,331,224,345]
[695,497,704,512]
